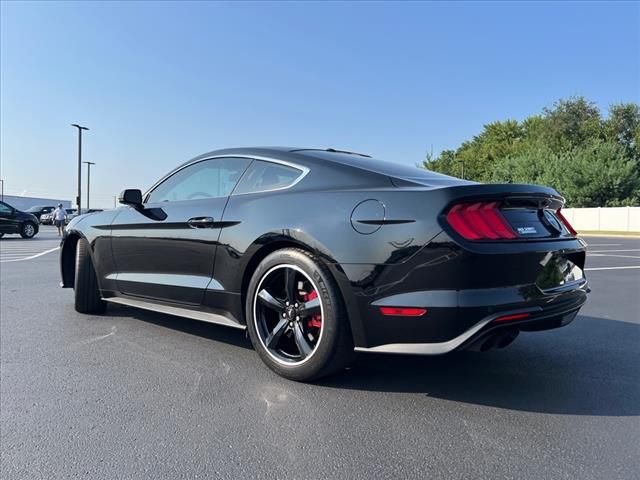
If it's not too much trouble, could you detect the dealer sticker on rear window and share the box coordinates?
[517,226,538,235]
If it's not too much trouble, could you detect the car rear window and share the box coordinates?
[301,150,465,186]
[233,160,303,195]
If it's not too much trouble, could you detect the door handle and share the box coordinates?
[187,217,215,228]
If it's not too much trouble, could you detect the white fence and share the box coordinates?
[561,207,640,233]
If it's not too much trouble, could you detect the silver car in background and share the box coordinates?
[41,208,77,225]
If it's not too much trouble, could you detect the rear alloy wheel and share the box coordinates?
[246,248,354,381]
[20,222,36,239]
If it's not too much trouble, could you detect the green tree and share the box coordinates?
[427,149,460,177]
[542,96,602,150]
[489,144,558,186]
[427,120,525,180]
[604,103,640,156]
[556,141,640,207]
[490,142,640,207]
[422,96,640,207]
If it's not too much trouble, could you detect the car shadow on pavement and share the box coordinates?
[103,308,639,417]
[320,315,640,417]
[106,304,253,351]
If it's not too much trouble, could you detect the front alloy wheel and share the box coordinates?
[20,222,36,239]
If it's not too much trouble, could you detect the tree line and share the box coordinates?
[422,97,640,207]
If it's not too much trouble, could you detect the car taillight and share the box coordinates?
[446,202,517,240]
[379,307,427,317]
[555,209,577,236]
[493,312,531,323]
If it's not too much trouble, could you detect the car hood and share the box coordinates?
[16,210,39,222]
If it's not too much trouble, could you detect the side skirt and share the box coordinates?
[103,296,246,330]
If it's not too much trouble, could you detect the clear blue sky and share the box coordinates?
[1,1,638,208]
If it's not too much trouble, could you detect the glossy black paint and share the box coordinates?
[60,147,588,350]
[0,201,40,236]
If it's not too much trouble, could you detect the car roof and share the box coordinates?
[193,146,371,160]
[187,146,466,187]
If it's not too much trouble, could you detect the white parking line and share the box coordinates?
[0,249,53,253]
[585,265,640,271]
[587,249,640,253]
[585,243,622,247]
[0,246,60,263]
[588,253,640,259]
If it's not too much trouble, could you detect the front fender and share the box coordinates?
[59,209,122,291]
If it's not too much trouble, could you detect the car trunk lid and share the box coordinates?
[437,183,576,241]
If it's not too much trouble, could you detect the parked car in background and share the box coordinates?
[40,212,52,225]
[0,200,40,238]
[66,208,103,223]
[41,208,77,225]
[64,209,78,224]
[25,205,56,223]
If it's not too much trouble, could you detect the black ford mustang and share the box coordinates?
[60,147,588,380]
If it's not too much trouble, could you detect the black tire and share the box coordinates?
[20,222,37,239]
[74,238,106,314]
[245,248,354,381]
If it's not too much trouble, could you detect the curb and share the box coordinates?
[579,232,640,238]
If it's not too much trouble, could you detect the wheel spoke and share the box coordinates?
[265,318,289,349]
[257,289,284,311]
[292,322,312,357]
[301,296,321,314]
[284,268,297,301]
[255,264,323,365]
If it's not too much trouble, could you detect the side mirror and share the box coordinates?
[119,189,143,208]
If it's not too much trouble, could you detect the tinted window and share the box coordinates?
[0,202,12,214]
[147,157,251,203]
[234,160,303,195]
[301,150,467,186]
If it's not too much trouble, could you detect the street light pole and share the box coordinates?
[71,124,89,213]
[83,161,95,211]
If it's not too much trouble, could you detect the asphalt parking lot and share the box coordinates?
[1,227,639,479]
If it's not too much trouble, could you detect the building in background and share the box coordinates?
[1,195,71,210]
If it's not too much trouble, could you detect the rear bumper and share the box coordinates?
[355,279,588,355]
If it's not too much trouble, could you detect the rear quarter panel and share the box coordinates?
[217,182,586,348]
[216,188,447,291]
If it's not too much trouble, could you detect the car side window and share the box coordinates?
[0,202,12,215]
[233,160,303,195]
[146,157,251,203]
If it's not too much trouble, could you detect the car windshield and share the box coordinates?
[26,206,45,212]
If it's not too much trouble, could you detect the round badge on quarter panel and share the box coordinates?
[350,199,386,234]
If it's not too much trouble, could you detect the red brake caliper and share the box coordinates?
[302,290,322,329]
